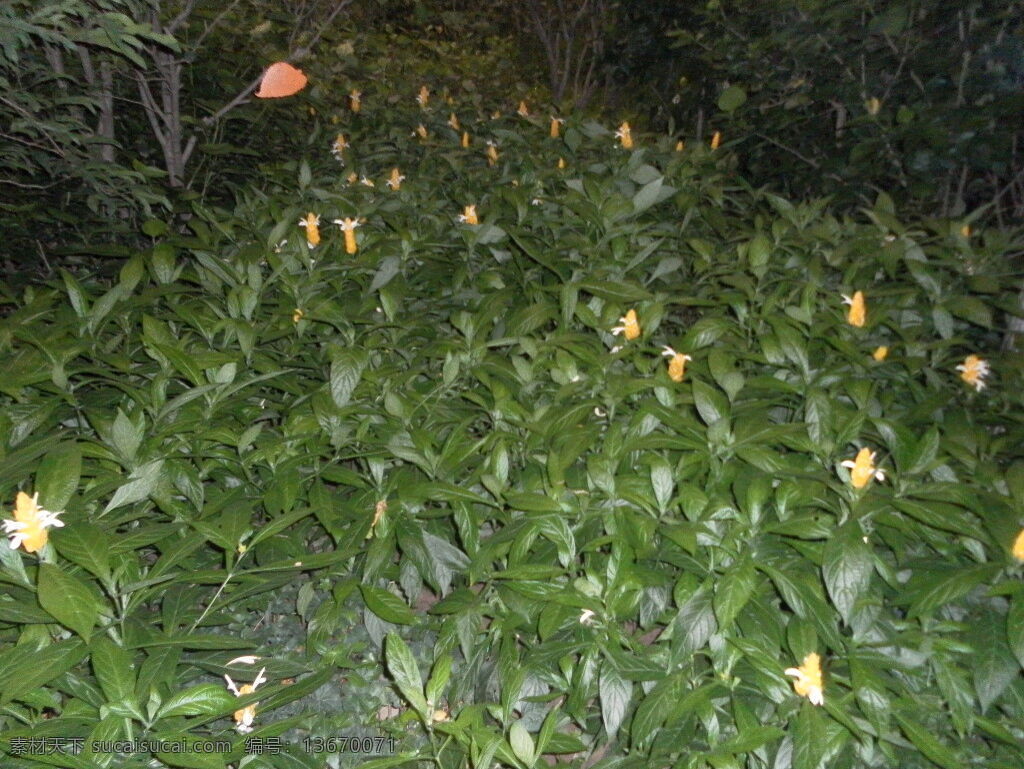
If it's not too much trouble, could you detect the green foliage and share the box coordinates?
[1,79,1024,769]
[608,0,1024,219]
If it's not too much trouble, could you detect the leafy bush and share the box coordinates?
[1,88,1023,769]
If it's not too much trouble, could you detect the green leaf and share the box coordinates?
[822,524,872,624]
[91,637,136,704]
[155,734,228,769]
[895,714,961,769]
[37,563,100,640]
[103,460,164,513]
[157,683,237,719]
[509,721,535,766]
[599,662,632,737]
[53,521,112,584]
[692,379,729,425]
[35,442,81,511]
[792,703,826,769]
[330,349,367,408]
[906,564,1000,619]
[632,176,664,213]
[630,672,682,750]
[576,279,652,303]
[713,555,756,629]
[361,584,416,625]
[0,639,88,706]
[1008,596,1024,669]
[385,633,428,716]
[718,85,747,112]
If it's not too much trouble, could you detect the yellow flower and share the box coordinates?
[414,124,428,140]
[298,213,320,249]
[662,346,692,382]
[491,110,502,119]
[710,131,721,150]
[866,97,881,115]
[292,308,304,324]
[872,346,888,361]
[416,85,430,107]
[1013,529,1024,561]
[346,171,358,185]
[550,117,564,138]
[956,354,990,392]
[461,131,470,148]
[842,290,866,327]
[224,668,268,733]
[386,168,405,190]
[458,205,479,226]
[3,491,64,554]
[557,157,566,170]
[333,217,361,254]
[448,113,460,131]
[360,175,375,187]
[331,134,349,160]
[517,100,529,117]
[367,499,387,539]
[612,309,641,341]
[960,224,971,238]
[675,139,685,151]
[615,121,633,149]
[784,653,824,706]
[349,90,362,113]
[841,447,886,489]
[486,141,499,166]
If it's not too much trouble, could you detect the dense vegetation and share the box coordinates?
[1,2,1023,769]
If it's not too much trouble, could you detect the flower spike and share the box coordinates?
[841,448,885,489]
[3,492,64,553]
[784,653,824,705]
[611,309,640,341]
[662,346,692,382]
[298,213,320,249]
[956,354,990,392]
[842,290,866,327]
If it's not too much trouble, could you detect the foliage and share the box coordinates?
[2,63,1024,769]
[0,0,174,270]
[646,0,1024,220]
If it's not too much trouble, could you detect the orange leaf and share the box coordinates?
[255,62,308,98]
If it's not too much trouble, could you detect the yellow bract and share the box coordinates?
[386,168,405,190]
[615,122,633,149]
[662,346,692,382]
[1013,529,1024,561]
[224,668,268,733]
[486,142,499,166]
[710,131,721,150]
[612,309,640,341]
[784,653,824,705]
[517,100,529,117]
[459,205,479,226]
[333,217,361,254]
[349,90,361,113]
[957,354,990,392]
[872,346,889,361]
[298,213,320,249]
[841,447,885,489]
[550,117,564,138]
[417,85,430,107]
[843,290,866,327]
[3,491,64,554]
